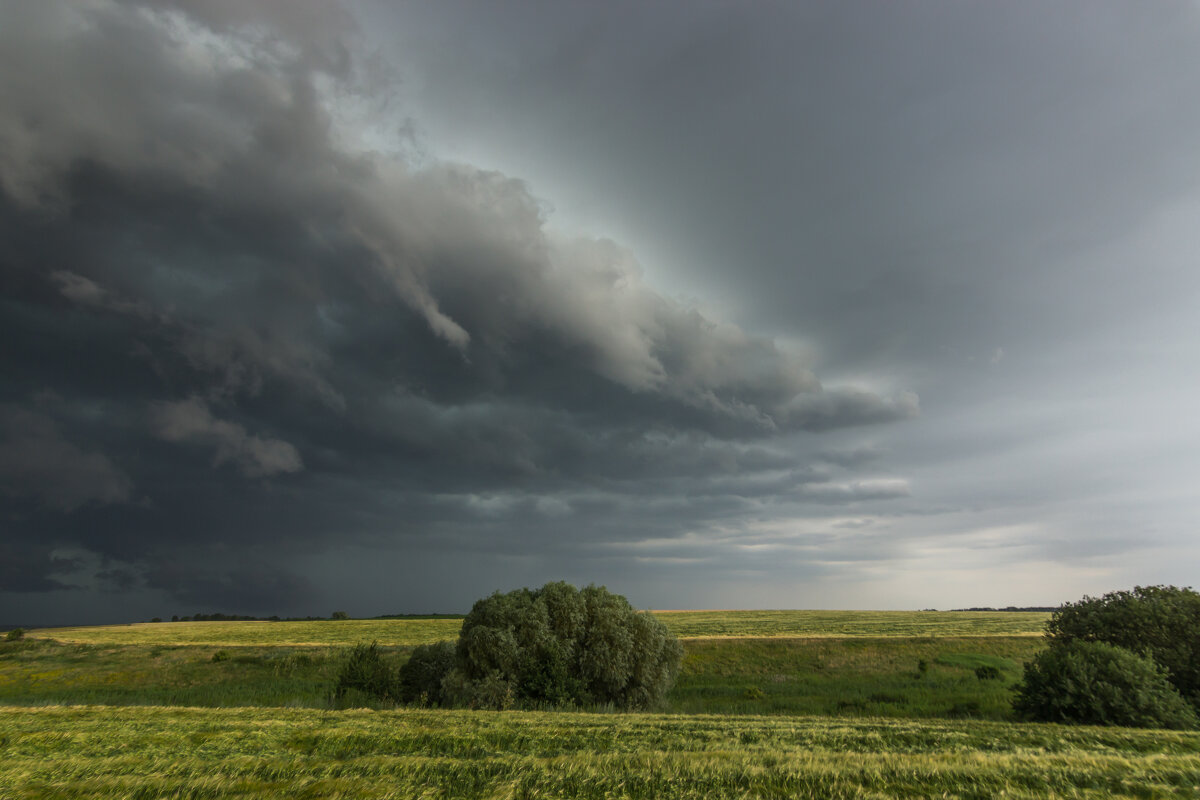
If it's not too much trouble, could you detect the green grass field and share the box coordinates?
[27,609,1049,646]
[0,635,1043,718]
[11,610,1190,798]
[4,705,1198,799]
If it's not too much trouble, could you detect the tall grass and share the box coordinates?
[3,705,1198,799]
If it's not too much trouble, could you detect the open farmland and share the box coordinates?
[6,610,1195,798]
[3,705,1198,799]
[28,609,1049,647]
[27,618,465,648]
[655,609,1050,639]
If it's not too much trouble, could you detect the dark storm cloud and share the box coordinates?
[0,0,915,616]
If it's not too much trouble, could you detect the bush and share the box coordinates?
[211,650,230,662]
[398,640,457,706]
[333,641,398,704]
[1046,585,1200,709]
[5,628,24,642]
[1013,640,1197,729]
[975,665,1003,681]
[331,611,349,620]
[443,582,682,710]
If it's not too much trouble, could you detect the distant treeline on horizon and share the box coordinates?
[947,607,1057,613]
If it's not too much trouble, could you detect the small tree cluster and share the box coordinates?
[332,582,683,711]
[1014,586,1200,729]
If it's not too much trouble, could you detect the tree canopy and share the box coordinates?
[442,582,683,709]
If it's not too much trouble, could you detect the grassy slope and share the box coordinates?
[1,635,1042,719]
[27,609,1049,646]
[4,613,1049,718]
[4,705,1199,799]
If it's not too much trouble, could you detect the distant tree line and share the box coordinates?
[948,606,1058,612]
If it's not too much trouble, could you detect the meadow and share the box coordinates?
[9,610,1190,798]
[8,612,1049,718]
[4,705,1199,799]
[0,634,1042,718]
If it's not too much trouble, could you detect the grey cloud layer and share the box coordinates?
[0,1,915,614]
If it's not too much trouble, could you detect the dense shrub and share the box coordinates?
[440,581,683,710]
[398,640,457,706]
[1046,585,1200,709]
[974,665,1002,681]
[1013,640,1197,729]
[333,641,398,703]
[5,628,24,642]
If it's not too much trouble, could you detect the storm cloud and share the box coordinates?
[4,1,1200,623]
[0,0,917,620]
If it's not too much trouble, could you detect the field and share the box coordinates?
[28,609,1049,647]
[656,609,1049,639]
[6,610,1191,798]
[0,635,1043,718]
[8,612,1049,718]
[4,705,1199,799]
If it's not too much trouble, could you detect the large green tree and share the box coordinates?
[444,581,683,710]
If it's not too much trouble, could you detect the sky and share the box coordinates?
[3,0,1200,625]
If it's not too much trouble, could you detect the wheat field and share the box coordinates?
[4,705,1199,799]
[27,609,1049,647]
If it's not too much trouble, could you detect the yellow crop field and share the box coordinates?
[653,609,1050,638]
[28,609,1049,646]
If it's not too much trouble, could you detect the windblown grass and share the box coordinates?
[28,609,1048,647]
[3,705,1198,799]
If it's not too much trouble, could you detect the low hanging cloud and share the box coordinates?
[0,0,917,611]
[152,398,303,478]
